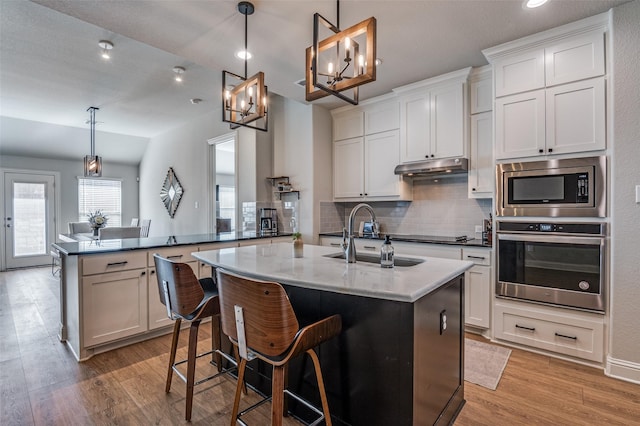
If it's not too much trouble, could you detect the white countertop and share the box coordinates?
[193,243,473,303]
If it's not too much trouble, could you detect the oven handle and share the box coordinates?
[497,233,604,246]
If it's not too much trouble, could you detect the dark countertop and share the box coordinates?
[319,232,492,248]
[53,232,292,256]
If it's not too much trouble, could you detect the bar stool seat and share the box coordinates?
[154,254,238,421]
[216,268,342,426]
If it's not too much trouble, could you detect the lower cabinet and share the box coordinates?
[82,268,148,347]
[463,248,492,329]
[494,299,604,362]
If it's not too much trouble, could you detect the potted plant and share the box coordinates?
[87,210,109,236]
[292,232,303,258]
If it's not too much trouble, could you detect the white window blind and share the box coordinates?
[78,178,122,226]
[218,185,236,230]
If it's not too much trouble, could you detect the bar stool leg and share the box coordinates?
[231,357,248,426]
[211,314,222,372]
[185,319,201,421]
[271,365,285,426]
[307,349,332,426]
[166,318,182,393]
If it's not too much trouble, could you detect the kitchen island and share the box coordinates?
[194,243,473,426]
[52,232,290,361]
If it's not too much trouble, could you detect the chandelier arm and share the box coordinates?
[339,61,351,77]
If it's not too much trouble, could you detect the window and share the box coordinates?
[78,178,122,226]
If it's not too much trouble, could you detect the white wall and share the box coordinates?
[609,0,640,378]
[0,155,139,233]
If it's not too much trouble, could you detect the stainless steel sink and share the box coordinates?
[323,252,424,267]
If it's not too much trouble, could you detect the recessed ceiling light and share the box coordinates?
[525,0,549,8]
[173,66,185,82]
[98,40,113,60]
[235,50,252,60]
[190,98,202,104]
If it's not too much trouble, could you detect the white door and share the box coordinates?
[430,82,465,159]
[4,172,56,268]
[333,137,364,199]
[364,130,401,198]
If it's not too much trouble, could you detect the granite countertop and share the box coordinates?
[52,232,292,256]
[319,232,492,248]
[193,243,473,303]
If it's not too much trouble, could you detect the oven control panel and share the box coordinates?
[497,221,605,236]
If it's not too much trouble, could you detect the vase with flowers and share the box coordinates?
[292,232,303,258]
[87,210,109,236]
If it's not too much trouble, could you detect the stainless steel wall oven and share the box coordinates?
[496,221,606,312]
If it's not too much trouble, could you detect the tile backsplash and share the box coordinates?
[320,176,492,239]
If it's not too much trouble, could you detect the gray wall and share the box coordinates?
[0,154,139,234]
[610,0,640,373]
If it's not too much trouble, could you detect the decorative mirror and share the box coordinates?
[160,167,184,218]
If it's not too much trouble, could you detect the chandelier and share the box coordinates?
[84,107,102,177]
[222,1,268,132]
[306,0,377,105]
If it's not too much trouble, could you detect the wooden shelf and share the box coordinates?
[274,190,299,200]
[267,176,299,200]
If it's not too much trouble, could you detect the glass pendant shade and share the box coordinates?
[306,14,376,105]
[84,155,102,177]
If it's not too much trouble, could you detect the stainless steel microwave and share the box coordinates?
[496,156,606,217]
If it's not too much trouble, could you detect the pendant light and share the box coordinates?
[84,107,102,177]
[306,0,377,105]
[222,1,268,132]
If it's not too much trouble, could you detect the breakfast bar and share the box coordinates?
[194,243,473,426]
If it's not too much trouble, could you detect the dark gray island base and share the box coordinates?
[194,244,468,426]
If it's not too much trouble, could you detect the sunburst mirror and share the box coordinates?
[160,167,184,218]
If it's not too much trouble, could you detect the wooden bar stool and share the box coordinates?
[154,254,238,421]
[216,268,342,426]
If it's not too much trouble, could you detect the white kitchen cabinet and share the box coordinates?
[544,31,605,87]
[334,131,411,201]
[468,111,494,198]
[364,99,400,135]
[495,90,546,160]
[493,49,545,98]
[545,77,605,154]
[494,298,604,362]
[462,248,492,329]
[82,268,148,347]
[398,81,466,163]
[333,109,364,141]
[470,75,493,114]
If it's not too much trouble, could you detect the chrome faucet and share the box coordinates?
[342,203,377,263]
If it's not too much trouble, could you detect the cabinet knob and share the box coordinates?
[359,193,363,196]
[548,148,553,153]
[539,149,544,153]
[364,193,368,196]
[472,188,476,191]
[430,154,435,158]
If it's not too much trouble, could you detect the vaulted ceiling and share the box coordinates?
[0,0,629,164]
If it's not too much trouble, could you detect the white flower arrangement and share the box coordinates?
[87,210,109,228]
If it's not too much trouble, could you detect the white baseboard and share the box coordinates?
[605,355,640,384]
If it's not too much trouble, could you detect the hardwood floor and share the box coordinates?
[1,267,638,425]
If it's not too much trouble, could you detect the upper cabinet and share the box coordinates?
[332,97,411,202]
[468,66,494,199]
[394,68,471,164]
[484,14,608,161]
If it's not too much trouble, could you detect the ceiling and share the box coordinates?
[0,0,630,165]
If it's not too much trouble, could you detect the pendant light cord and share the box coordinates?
[87,107,98,156]
[244,7,248,79]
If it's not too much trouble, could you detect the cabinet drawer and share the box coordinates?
[82,251,147,276]
[148,246,198,266]
[462,248,491,266]
[494,302,604,362]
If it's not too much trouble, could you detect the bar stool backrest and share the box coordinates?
[216,269,300,358]
[153,254,205,318]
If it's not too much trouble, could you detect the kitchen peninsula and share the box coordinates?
[52,232,290,361]
[194,243,473,426]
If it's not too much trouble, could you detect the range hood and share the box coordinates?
[394,158,468,177]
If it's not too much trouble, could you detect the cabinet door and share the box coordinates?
[333,137,364,199]
[365,99,400,135]
[399,91,430,163]
[364,130,402,198]
[83,269,148,346]
[545,31,605,87]
[430,82,465,159]
[495,89,546,160]
[546,77,605,155]
[494,49,545,97]
[465,265,491,329]
[470,77,493,114]
[333,110,364,141]
[469,112,494,198]
[147,268,174,331]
